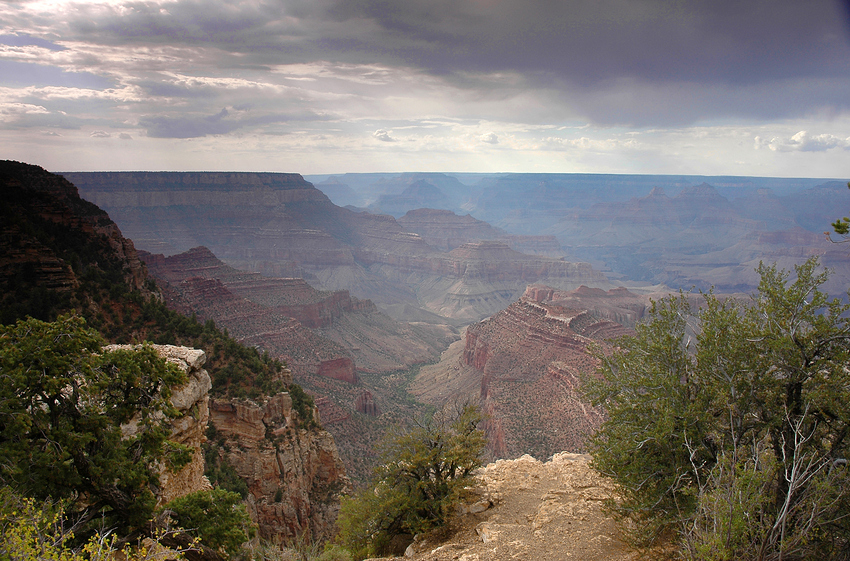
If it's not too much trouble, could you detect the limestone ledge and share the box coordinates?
[105,343,213,505]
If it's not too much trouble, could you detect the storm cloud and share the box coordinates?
[1,0,849,174]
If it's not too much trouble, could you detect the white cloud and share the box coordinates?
[0,102,49,116]
[480,132,498,144]
[373,129,396,142]
[756,130,850,152]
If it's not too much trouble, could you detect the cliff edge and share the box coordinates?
[396,453,635,561]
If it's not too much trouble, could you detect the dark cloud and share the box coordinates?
[4,0,850,132]
[44,0,850,126]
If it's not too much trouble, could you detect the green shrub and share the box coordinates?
[164,488,256,556]
[336,403,484,559]
[584,258,850,558]
[0,315,186,538]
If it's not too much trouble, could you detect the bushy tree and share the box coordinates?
[162,489,255,556]
[336,402,485,559]
[0,315,189,538]
[585,258,850,559]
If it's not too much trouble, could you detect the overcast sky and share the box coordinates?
[2,0,850,177]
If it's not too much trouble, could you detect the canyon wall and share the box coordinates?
[209,394,349,541]
[108,343,350,541]
[413,286,637,460]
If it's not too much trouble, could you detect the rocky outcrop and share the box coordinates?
[354,390,379,416]
[209,393,350,541]
[401,453,632,561]
[523,284,649,328]
[107,344,213,505]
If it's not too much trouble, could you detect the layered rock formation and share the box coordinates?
[108,344,213,505]
[67,171,610,322]
[397,208,563,257]
[209,393,349,541]
[413,286,635,459]
[1,161,148,309]
[140,246,454,376]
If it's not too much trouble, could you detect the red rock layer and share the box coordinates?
[209,393,350,541]
[316,357,358,384]
[461,295,632,459]
[143,246,369,328]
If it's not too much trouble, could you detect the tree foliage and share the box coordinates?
[336,403,485,559]
[0,315,188,538]
[828,181,850,241]
[0,487,200,561]
[585,257,850,559]
[163,489,255,556]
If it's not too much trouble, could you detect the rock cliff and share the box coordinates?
[107,344,213,505]
[106,343,350,541]
[413,287,634,459]
[209,393,350,541]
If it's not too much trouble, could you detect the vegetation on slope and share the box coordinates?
[336,402,485,559]
[585,257,850,560]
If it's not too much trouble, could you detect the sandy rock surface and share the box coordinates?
[370,453,635,561]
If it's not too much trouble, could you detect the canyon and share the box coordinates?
[0,161,350,542]
[139,244,458,483]
[65,172,611,323]
[308,172,850,295]
[412,285,648,460]
[11,162,848,550]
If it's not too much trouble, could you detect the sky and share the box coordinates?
[2,0,850,177]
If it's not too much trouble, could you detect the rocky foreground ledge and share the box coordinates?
[374,454,635,561]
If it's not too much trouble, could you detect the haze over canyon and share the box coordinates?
[51,169,846,479]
